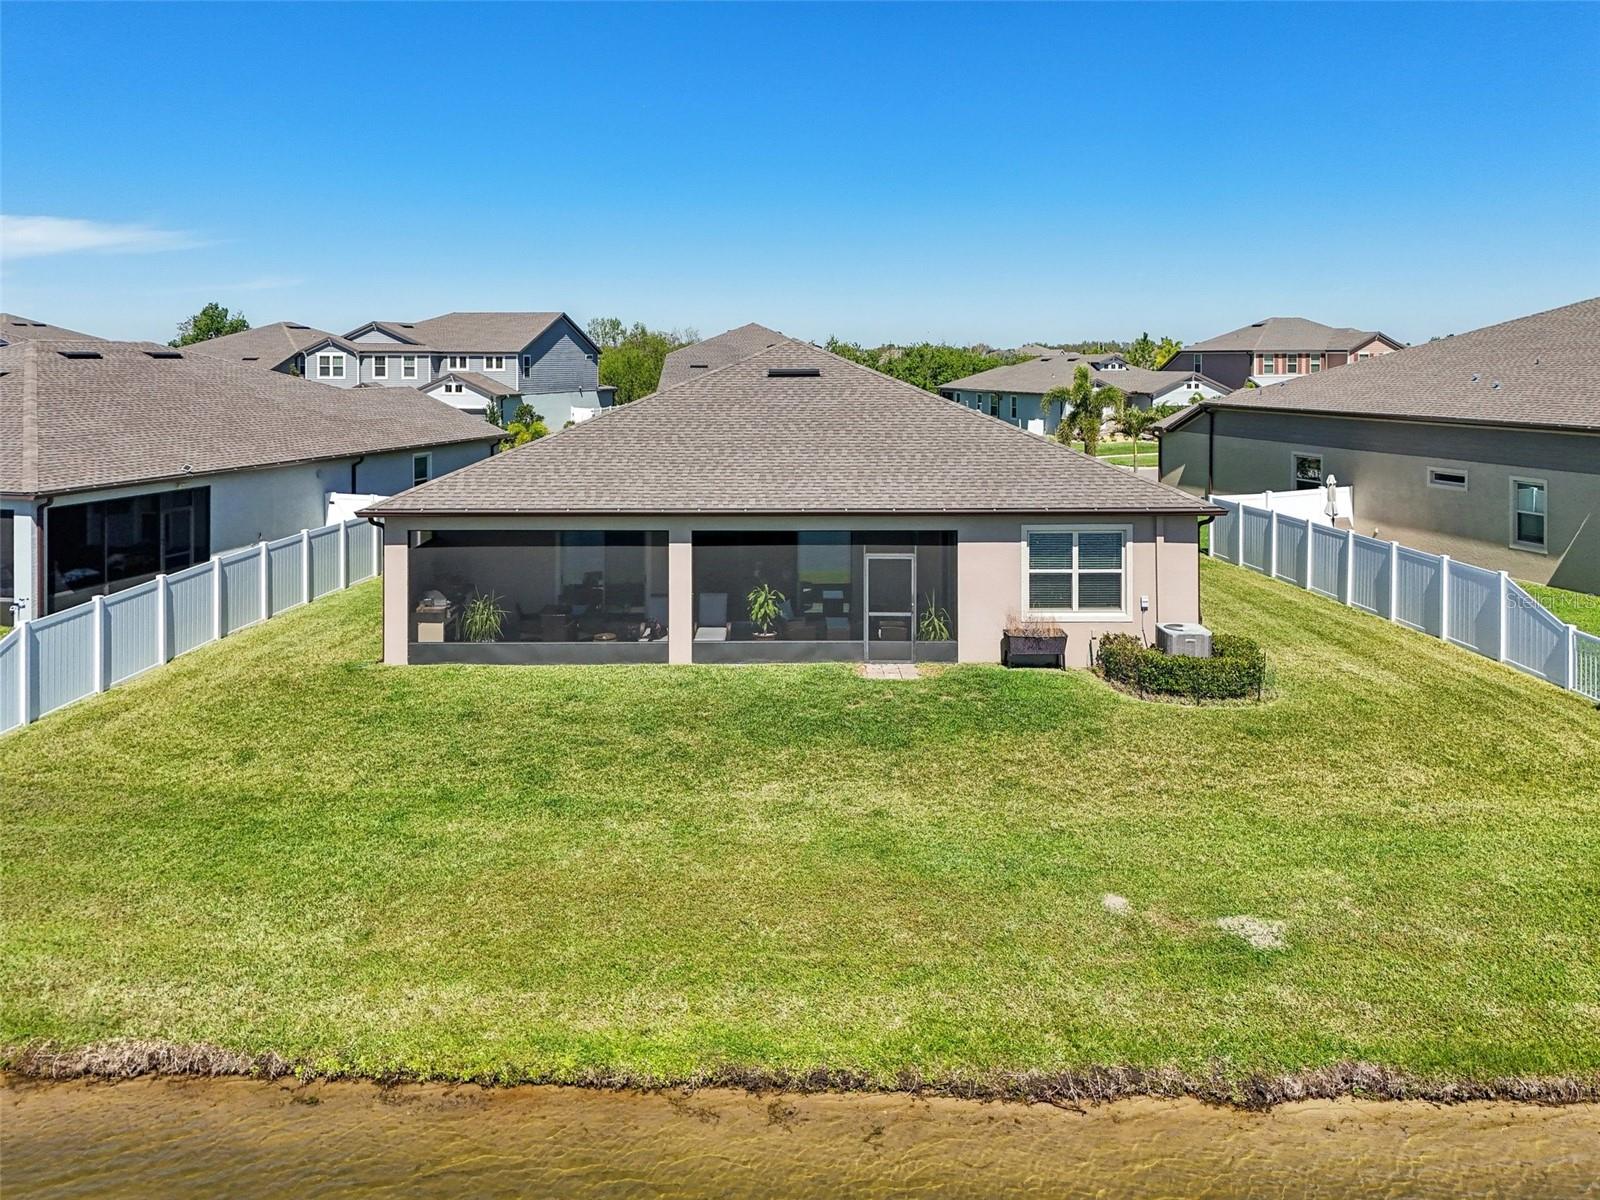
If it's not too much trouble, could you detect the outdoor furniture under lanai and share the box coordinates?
[694,592,730,641]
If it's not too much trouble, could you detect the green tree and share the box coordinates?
[600,322,695,403]
[1115,404,1158,470]
[1125,331,1157,368]
[585,316,625,350]
[1156,336,1182,367]
[824,337,1027,392]
[497,403,549,450]
[1046,365,1104,453]
[170,302,249,347]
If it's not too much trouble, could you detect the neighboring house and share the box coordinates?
[1156,297,1600,591]
[940,351,1228,435]
[0,313,104,344]
[190,312,614,427]
[657,322,787,392]
[362,339,1216,668]
[1159,317,1403,391]
[1,340,501,622]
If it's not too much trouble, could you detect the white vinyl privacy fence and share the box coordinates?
[1209,498,1600,704]
[0,518,381,734]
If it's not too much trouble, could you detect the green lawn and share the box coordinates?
[2,563,1596,1087]
[1521,580,1600,637]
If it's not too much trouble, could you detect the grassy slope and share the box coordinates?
[2,563,1596,1084]
[1521,580,1600,637]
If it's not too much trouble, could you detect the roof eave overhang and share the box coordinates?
[1157,401,1600,438]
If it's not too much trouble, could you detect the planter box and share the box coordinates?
[1002,632,1067,669]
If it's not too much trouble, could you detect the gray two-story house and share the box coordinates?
[1158,317,1403,391]
[191,312,614,428]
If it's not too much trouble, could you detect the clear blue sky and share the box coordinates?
[2,1,1597,347]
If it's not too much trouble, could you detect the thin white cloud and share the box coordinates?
[0,214,205,259]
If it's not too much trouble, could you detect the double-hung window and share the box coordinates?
[1309,353,1323,373]
[442,382,465,396]
[412,453,431,487]
[1008,395,1018,420]
[1285,353,1300,374]
[484,355,505,372]
[401,355,417,379]
[447,354,468,371]
[1511,478,1547,550]
[1192,354,1203,375]
[317,353,344,379]
[1024,526,1127,616]
[522,354,533,377]
[371,356,388,379]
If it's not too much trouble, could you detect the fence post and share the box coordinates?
[1497,570,1510,662]
[16,619,32,725]
[211,556,224,640]
[301,528,312,605]
[338,522,350,589]
[91,594,108,693]
[258,541,270,621]
[155,574,170,663]
[1268,509,1278,578]
[1438,555,1451,643]
[1303,520,1315,589]
[1342,528,1354,606]
[1566,624,1578,691]
[1387,541,1400,621]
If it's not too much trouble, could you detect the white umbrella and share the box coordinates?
[1324,473,1340,521]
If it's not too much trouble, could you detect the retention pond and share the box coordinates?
[3,1076,1595,1197]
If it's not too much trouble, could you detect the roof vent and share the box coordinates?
[767,367,821,378]
[285,322,311,330]
[690,363,709,369]
[1491,380,1501,390]
[58,349,102,359]
[1250,321,1266,327]
[1470,372,1480,382]
[143,349,183,359]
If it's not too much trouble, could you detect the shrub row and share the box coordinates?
[1097,632,1266,701]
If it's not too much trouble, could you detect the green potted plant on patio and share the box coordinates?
[746,582,786,639]
[460,590,507,643]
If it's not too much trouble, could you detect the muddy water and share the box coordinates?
[3,1077,1595,1198]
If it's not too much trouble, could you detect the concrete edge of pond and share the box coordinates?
[6,1042,1600,1111]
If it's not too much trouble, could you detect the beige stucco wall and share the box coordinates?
[378,511,1204,668]
[1158,410,1600,591]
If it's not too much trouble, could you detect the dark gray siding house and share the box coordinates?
[1158,317,1403,391]
[1156,298,1600,592]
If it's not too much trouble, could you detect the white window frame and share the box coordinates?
[1291,451,1324,489]
[1021,524,1131,622]
[316,352,345,379]
[447,355,469,371]
[412,452,432,488]
[442,382,465,396]
[1309,353,1323,373]
[1285,353,1300,375]
[483,355,505,372]
[1008,395,1018,420]
[401,355,417,380]
[1427,465,1469,491]
[1509,476,1548,553]
[371,355,388,380]
[522,354,533,377]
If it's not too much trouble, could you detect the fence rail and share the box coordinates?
[0,518,381,734]
[1209,498,1599,704]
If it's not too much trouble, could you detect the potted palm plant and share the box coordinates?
[460,590,506,643]
[746,582,785,639]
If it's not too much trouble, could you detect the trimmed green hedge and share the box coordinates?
[1097,632,1266,701]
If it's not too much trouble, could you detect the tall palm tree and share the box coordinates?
[1115,404,1158,470]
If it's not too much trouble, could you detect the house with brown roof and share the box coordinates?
[1156,298,1600,591]
[362,338,1218,667]
[189,311,614,427]
[1159,317,1404,391]
[0,313,104,344]
[939,351,1229,434]
[1,340,500,622]
[657,322,788,392]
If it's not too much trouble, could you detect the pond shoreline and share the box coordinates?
[7,1041,1599,1111]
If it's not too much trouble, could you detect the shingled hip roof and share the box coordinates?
[1,340,502,498]
[1156,297,1600,435]
[364,341,1217,518]
[657,322,787,391]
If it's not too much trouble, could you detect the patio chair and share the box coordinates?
[694,592,729,641]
